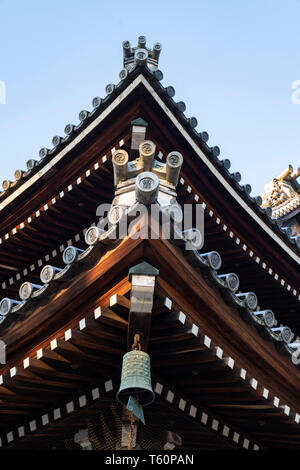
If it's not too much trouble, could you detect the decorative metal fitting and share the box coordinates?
[0,298,19,315]
[218,273,240,292]
[236,292,258,311]
[253,309,275,327]
[200,251,222,270]
[63,246,84,264]
[40,265,61,284]
[85,226,101,245]
[135,172,159,204]
[271,326,293,343]
[19,282,41,301]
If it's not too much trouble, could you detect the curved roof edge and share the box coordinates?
[0,62,299,261]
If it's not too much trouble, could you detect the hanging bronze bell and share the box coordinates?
[117,350,155,407]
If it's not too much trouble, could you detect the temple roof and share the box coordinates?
[0,211,297,366]
[261,165,300,219]
[0,38,300,450]
[0,37,299,258]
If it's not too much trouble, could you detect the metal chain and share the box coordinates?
[132,333,141,351]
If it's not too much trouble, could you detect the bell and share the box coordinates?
[117,350,155,407]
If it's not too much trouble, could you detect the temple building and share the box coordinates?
[261,166,300,237]
[0,37,299,450]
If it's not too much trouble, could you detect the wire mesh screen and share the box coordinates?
[62,403,168,450]
[15,401,231,450]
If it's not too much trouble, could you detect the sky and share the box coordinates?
[0,0,299,197]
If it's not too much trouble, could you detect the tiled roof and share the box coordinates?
[0,210,298,370]
[0,37,299,254]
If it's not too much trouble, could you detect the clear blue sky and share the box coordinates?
[0,0,299,196]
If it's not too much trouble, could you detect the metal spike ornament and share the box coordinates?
[117,334,155,425]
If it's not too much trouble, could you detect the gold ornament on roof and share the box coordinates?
[261,165,300,217]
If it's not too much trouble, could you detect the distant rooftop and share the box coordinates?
[261,165,300,219]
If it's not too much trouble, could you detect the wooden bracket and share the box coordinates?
[127,262,159,352]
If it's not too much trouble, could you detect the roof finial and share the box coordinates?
[122,36,162,71]
[261,164,300,218]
